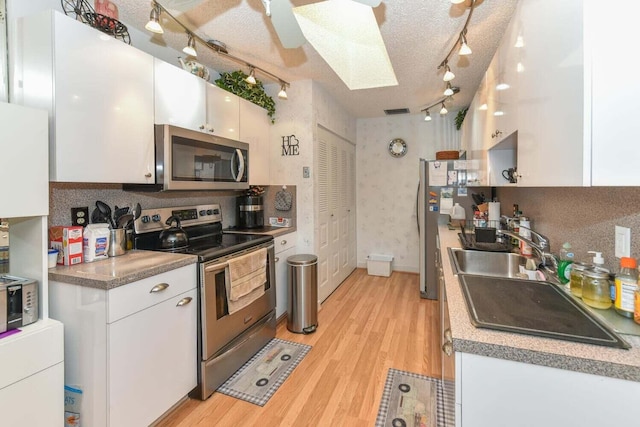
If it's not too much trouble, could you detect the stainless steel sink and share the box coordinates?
[448,247,525,278]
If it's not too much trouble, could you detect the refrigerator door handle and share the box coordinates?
[416,180,420,232]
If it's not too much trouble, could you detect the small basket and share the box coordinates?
[435,150,460,160]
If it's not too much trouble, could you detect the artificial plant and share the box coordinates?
[455,107,469,130]
[215,70,276,123]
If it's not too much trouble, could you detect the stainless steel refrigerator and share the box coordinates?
[418,158,489,299]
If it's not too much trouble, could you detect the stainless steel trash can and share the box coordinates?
[287,254,318,334]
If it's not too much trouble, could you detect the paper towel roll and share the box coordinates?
[488,202,501,223]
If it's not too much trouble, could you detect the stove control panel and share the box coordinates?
[134,204,223,234]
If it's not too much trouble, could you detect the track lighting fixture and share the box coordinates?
[145,4,163,34]
[428,0,479,112]
[245,67,257,85]
[443,63,455,82]
[459,31,472,56]
[440,102,448,115]
[444,82,454,97]
[424,110,432,121]
[143,1,289,96]
[278,82,288,100]
[183,33,197,57]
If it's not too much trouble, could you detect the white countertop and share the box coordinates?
[439,223,640,382]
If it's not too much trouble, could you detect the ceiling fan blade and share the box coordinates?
[270,0,306,48]
[352,0,382,7]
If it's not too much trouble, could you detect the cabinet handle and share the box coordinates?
[150,283,169,293]
[491,129,503,138]
[442,341,453,356]
[274,257,280,262]
[199,124,205,130]
[280,240,287,245]
[176,297,193,307]
[144,172,152,178]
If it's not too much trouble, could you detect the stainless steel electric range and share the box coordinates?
[133,203,276,400]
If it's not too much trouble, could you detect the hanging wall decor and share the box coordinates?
[281,135,300,156]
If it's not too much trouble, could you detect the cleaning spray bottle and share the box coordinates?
[556,242,574,284]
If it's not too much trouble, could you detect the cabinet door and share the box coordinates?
[154,58,207,132]
[239,98,270,185]
[108,288,197,427]
[275,245,297,319]
[206,83,240,140]
[515,0,585,186]
[51,12,155,184]
[0,103,48,217]
[590,0,640,185]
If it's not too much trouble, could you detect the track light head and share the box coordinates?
[278,82,288,99]
[183,33,197,57]
[145,5,164,34]
[440,102,448,115]
[443,64,455,82]
[459,33,472,55]
[444,82,454,97]
[245,67,257,85]
[424,110,432,121]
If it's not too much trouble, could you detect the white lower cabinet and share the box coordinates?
[456,352,640,427]
[50,264,197,427]
[274,232,297,319]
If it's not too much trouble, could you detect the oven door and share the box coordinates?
[156,124,249,191]
[200,242,275,361]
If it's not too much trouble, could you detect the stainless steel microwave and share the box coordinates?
[126,125,249,191]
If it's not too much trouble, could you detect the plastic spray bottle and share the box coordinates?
[557,242,574,284]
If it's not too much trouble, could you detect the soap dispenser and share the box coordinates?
[587,250,605,268]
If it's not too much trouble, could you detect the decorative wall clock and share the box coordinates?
[388,138,407,157]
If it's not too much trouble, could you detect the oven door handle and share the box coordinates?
[205,261,229,273]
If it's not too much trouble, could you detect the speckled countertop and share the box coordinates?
[48,250,197,290]
[439,224,640,383]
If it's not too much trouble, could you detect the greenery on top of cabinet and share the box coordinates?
[215,70,276,123]
[455,107,469,130]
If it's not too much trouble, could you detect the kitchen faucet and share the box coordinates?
[496,219,559,273]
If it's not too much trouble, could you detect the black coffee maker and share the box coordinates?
[237,195,264,229]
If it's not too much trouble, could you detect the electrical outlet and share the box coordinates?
[303,166,310,178]
[615,225,631,258]
[71,207,90,227]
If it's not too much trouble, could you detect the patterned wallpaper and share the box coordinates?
[356,113,460,273]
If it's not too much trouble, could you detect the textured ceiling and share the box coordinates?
[115,0,518,118]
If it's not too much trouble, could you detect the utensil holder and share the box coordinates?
[109,229,126,257]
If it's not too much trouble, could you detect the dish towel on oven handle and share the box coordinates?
[226,247,267,314]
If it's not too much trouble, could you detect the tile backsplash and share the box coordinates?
[496,187,640,270]
[49,183,296,230]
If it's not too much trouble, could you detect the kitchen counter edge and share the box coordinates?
[48,250,198,290]
[223,227,296,237]
[439,224,640,383]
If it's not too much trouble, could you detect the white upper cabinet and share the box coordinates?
[154,58,207,132]
[17,10,155,184]
[239,98,270,185]
[206,83,240,140]
[589,1,640,185]
[515,0,584,186]
[0,102,48,217]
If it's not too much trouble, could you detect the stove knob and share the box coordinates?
[152,214,161,222]
[199,210,206,217]
[206,209,213,215]
[141,215,150,224]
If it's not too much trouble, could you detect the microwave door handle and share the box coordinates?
[233,149,245,182]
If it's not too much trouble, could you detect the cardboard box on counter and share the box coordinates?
[49,226,83,266]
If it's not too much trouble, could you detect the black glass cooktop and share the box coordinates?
[134,224,272,262]
[458,275,630,349]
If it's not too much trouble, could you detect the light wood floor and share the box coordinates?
[157,268,441,427]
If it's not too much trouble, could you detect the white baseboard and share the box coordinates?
[357,262,419,274]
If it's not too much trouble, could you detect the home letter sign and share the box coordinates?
[281,135,300,156]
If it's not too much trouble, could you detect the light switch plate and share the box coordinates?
[303,166,310,178]
[615,225,631,258]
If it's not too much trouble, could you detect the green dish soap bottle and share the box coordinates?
[557,242,574,284]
